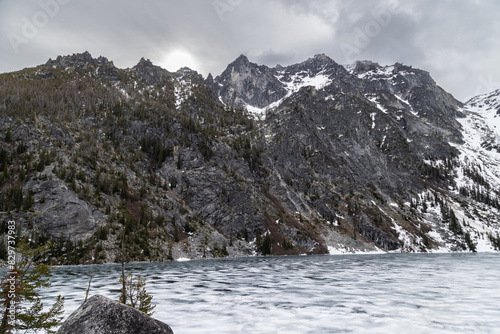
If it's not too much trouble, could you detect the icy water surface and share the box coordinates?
[46,253,500,333]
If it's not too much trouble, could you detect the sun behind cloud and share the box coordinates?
[159,50,199,72]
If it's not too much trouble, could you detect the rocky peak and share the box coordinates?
[175,67,203,81]
[281,53,346,78]
[308,53,337,67]
[351,60,381,75]
[132,57,173,85]
[136,57,153,67]
[44,51,120,81]
[46,51,102,70]
[235,53,249,63]
[312,53,330,61]
[350,60,464,149]
[214,54,288,109]
[205,73,214,85]
[213,53,356,112]
[392,62,416,73]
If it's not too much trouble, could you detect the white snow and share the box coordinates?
[370,112,376,129]
[245,105,267,118]
[174,78,193,109]
[366,96,388,114]
[396,93,500,253]
[327,245,385,255]
[453,100,500,194]
[391,221,423,252]
[245,69,333,118]
[395,94,418,116]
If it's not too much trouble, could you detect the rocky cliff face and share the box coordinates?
[1,52,499,264]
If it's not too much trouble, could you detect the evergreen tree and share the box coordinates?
[0,240,6,261]
[118,273,155,316]
[255,231,262,253]
[464,233,476,252]
[0,242,64,333]
[261,234,272,255]
[4,127,12,143]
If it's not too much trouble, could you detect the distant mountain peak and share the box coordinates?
[235,54,249,63]
[136,57,153,67]
[44,51,118,80]
[214,54,287,109]
[176,66,196,74]
[281,53,345,79]
[351,60,381,74]
[213,53,351,112]
[133,57,161,71]
[45,51,95,67]
[312,53,333,62]
[132,57,173,85]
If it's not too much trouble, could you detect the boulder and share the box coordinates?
[56,295,173,334]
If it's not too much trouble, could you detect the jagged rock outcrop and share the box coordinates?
[56,295,173,334]
[45,51,121,81]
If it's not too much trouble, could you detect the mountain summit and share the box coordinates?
[214,54,288,110]
[0,52,499,263]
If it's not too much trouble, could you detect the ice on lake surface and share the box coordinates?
[45,253,500,333]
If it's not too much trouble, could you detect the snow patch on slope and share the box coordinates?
[174,78,193,109]
[245,70,333,119]
[365,95,388,114]
[426,91,500,252]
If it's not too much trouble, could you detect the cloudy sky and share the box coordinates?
[1,0,499,101]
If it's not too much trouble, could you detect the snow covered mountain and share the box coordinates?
[213,55,500,253]
[214,54,348,118]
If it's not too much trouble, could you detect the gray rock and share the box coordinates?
[45,51,121,81]
[56,295,173,334]
[214,54,288,109]
[132,57,173,85]
[24,178,105,240]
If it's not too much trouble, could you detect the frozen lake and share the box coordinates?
[45,253,500,333]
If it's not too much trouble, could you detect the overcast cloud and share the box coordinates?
[1,0,499,101]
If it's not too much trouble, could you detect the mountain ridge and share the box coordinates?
[0,51,499,264]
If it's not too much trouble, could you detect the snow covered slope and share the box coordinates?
[246,68,333,118]
[464,89,500,149]
[431,90,500,252]
[346,61,500,252]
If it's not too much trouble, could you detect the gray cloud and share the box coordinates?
[1,0,499,101]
